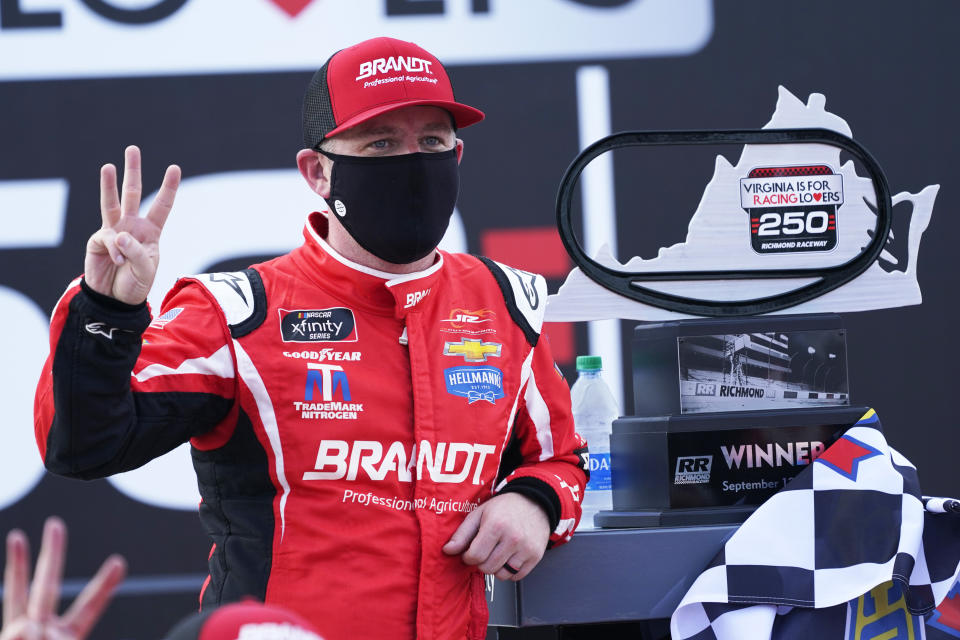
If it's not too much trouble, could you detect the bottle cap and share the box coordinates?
[576,355,602,371]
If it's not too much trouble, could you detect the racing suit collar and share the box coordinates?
[294,210,445,317]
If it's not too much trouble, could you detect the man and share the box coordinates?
[34,37,587,640]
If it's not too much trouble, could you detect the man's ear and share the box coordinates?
[296,149,331,199]
[455,138,464,164]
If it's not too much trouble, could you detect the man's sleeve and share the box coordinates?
[496,337,589,547]
[34,278,237,480]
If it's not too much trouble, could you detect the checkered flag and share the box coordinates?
[671,409,960,640]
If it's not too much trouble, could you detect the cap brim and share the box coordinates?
[324,99,485,140]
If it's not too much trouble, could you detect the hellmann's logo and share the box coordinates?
[303,440,496,485]
[356,56,434,80]
[721,441,826,469]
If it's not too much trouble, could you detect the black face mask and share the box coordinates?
[319,148,460,265]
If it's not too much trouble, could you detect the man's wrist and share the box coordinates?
[80,278,147,313]
[497,477,561,533]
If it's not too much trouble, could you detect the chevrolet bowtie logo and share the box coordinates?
[443,338,502,362]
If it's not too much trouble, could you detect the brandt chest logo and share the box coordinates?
[279,308,358,342]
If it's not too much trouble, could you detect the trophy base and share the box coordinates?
[610,406,869,516]
[595,505,757,528]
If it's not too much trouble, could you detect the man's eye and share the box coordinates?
[370,139,389,149]
[423,136,442,146]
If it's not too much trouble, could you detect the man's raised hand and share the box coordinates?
[84,146,181,305]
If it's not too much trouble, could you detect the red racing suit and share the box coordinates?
[34,212,588,640]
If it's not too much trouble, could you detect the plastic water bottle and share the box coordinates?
[571,355,619,530]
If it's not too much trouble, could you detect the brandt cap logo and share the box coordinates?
[280,308,358,342]
[355,56,434,81]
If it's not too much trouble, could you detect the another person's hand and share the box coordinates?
[442,492,550,581]
[84,145,181,305]
[1,517,127,640]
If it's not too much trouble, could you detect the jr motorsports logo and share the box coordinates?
[279,308,357,342]
[740,165,843,254]
[674,456,712,484]
[439,308,496,336]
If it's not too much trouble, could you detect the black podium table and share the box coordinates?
[486,524,737,630]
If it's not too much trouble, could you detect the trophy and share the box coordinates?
[546,87,939,527]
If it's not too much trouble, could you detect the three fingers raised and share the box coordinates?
[99,145,180,232]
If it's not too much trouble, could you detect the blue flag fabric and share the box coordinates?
[670,409,960,640]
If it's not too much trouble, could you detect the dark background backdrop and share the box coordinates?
[1,1,956,636]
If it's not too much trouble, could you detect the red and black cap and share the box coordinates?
[302,37,485,149]
[163,602,325,640]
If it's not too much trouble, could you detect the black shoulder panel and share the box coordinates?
[230,268,267,339]
[474,255,540,347]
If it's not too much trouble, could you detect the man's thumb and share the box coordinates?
[442,508,482,555]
